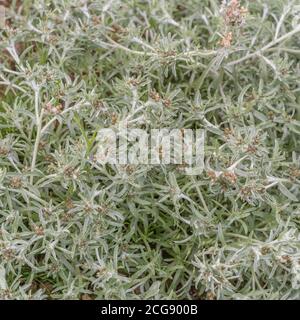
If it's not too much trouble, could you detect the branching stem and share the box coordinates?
[227,24,300,67]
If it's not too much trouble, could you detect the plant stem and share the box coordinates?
[30,89,43,184]
[227,24,300,67]
[103,34,217,58]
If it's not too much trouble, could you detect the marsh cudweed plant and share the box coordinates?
[0,0,300,300]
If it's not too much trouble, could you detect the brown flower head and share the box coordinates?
[222,0,248,26]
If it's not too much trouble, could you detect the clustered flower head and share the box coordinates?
[0,145,9,156]
[219,1,248,48]
[221,0,248,26]
[9,176,22,189]
[44,102,63,115]
[219,32,233,48]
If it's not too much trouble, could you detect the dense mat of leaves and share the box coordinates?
[0,0,300,300]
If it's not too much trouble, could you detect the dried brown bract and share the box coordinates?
[162,98,172,108]
[207,170,217,183]
[44,102,63,115]
[223,127,234,138]
[222,171,237,184]
[219,32,233,48]
[9,176,22,189]
[149,90,161,102]
[33,226,44,236]
[0,146,9,156]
